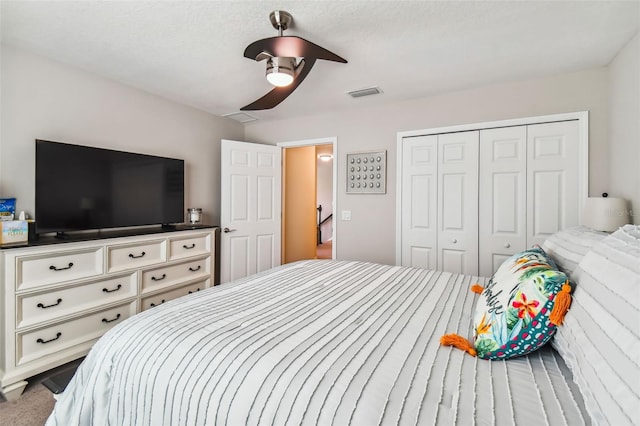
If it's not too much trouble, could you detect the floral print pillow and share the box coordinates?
[472,247,569,359]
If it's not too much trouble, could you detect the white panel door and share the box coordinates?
[437,131,479,275]
[479,126,527,277]
[400,135,438,269]
[527,121,579,247]
[220,140,281,283]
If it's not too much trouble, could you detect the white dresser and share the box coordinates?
[0,227,217,400]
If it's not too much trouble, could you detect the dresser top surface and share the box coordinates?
[0,224,218,250]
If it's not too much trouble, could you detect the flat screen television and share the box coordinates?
[35,139,185,235]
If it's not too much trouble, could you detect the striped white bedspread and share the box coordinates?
[46,260,588,425]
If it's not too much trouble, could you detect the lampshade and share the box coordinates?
[265,57,295,87]
[582,196,630,232]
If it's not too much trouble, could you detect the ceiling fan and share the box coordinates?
[240,10,347,111]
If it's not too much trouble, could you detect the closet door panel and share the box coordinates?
[442,250,465,274]
[437,131,479,275]
[401,135,438,269]
[479,126,527,277]
[527,121,579,247]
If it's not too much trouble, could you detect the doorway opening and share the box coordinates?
[279,137,337,263]
[315,144,333,259]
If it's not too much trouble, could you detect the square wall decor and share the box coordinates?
[346,150,386,193]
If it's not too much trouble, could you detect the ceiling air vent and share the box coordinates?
[346,86,382,98]
[222,112,258,123]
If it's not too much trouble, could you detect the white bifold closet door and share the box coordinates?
[400,131,479,275]
[400,135,438,269]
[400,119,580,277]
[526,121,580,248]
[478,120,579,276]
[437,131,479,275]
[479,126,527,277]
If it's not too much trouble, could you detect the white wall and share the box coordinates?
[0,45,244,226]
[246,68,609,265]
[608,32,640,224]
[2,43,631,266]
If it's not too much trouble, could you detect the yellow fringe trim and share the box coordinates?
[549,281,572,326]
[470,284,484,294]
[440,334,477,357]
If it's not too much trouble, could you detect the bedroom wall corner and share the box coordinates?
[0,45,244,226]
[608,32,640,225]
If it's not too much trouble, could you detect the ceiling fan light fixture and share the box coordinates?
[266,57,295,87]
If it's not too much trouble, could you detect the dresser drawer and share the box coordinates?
[141,280,208,311]
[106,239,166,273]
[141,257,210,293]
[16,248,104,291]
[168,233,211,261]
[17,272,137,329]
[16,301,136,366]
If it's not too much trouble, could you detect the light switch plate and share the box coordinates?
[341,210,352,221]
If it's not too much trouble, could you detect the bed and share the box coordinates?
[45,225,640,425]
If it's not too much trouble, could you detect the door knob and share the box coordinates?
[504,243,511,248]
[452,238,457,244]
[223,227,236,233]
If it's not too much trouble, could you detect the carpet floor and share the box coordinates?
[316,240,332,259]
[0,358,82,426]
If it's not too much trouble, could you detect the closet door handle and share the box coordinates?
[223,227,236,233]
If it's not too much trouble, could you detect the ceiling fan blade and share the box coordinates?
[240,58,316,111]
[244,36,347,63]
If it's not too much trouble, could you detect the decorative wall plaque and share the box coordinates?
[346,150,386,194]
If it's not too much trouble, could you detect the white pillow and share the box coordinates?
[541,226,607,278]
[551,225,640,425]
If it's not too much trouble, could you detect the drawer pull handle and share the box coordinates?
[103,284,122,293]
[49,262,73,271]
[188,288,201,294]
[37,299,62,309]
[37,332,62,344]
[129,251,146,259]
[150,299,166,307]
[183,243,196,249]
[102,313,121,323]
[151,274,167,281]
[189,265,201,272]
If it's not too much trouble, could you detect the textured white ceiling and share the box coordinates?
[1,1,638,122]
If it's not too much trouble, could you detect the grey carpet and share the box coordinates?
[0,358,82,426]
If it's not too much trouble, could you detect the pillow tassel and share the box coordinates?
[471,284,484,294]
[440,334,477,357]
[549,282,572,326]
